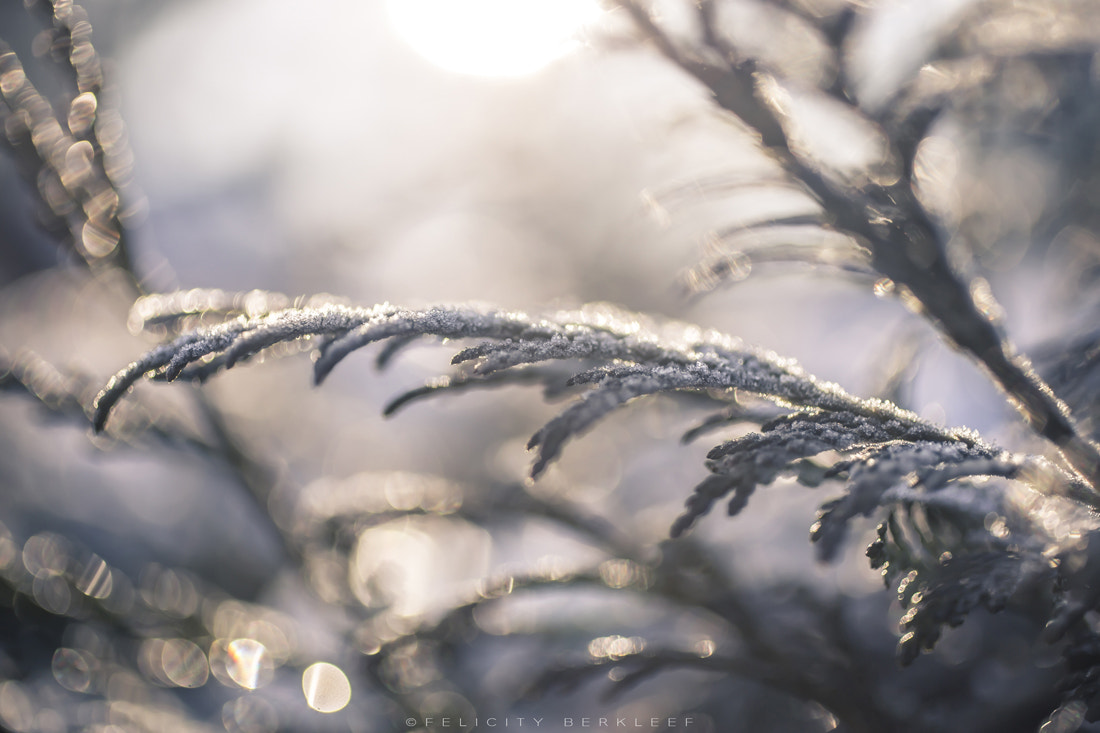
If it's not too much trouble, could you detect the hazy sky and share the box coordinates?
[108,0,934,378]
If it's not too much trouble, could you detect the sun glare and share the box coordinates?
[387,0,603,78]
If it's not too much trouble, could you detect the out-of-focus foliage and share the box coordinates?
[8,1,1100,733]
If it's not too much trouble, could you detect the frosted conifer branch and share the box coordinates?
[94,303,388,429]
[865,458,1093,669]
[313,304,534,383]
[529,361,769,476]
[810,441,996,562]
[99,297,963,467]
[671,410,986,538]
[95,294,1094,572]
[896,551,1050,665]
[93,298,839,424]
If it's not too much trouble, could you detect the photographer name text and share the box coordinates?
[407,717,695,729]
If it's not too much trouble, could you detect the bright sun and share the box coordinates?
[387,0,603,78]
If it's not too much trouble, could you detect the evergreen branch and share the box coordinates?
[93,303,373,429]
[615,0,1100,497]
[673,409,986,538]
[98,295,1087,560]
[529,362,740,477]
[314,304,533,383]
[95,299,958,460]
[810,441,996,562]
[897,550,1051,665]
